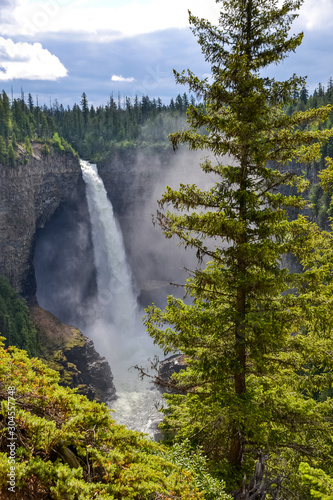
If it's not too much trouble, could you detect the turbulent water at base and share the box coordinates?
[80,160,163,436]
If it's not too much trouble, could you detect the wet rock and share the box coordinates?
[158,354,187,394]
[0,143,117,403]
[30,305,116,403]
[66,337,117,402]
[0,143,80,296]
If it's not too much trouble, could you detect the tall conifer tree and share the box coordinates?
[144,0,333,495]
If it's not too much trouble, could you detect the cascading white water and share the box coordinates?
[80,160,162,435]
[80,160,137,329]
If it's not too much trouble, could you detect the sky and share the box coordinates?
[0,0,333,108]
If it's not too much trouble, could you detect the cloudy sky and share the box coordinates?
[0,0,332,108]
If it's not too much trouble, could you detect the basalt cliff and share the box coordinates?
[0,143,116,402]
[0,143,81,296]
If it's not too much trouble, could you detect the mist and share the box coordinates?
[34,177,98,331]
[34,142,221,360]
[33,128,222,433]
[101,145,218,309]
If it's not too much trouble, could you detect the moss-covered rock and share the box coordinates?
[29,305,116,402]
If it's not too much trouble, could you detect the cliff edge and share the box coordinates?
[0,142,81,296]
[30,305,116,402]
[0,143,116,402]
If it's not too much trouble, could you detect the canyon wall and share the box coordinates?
[0,144,81,297]
[97,146,211,308]
[0,143,116,402]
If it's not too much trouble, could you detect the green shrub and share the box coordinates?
[24,136,33,155]
[41,143,50,156]
[166,440,231,499]
[0,342,205,499]
[300,462,333,499]
[52,132,64,151]
[7,143,16,167]
[0,277,38,356]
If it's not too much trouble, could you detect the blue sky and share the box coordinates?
[0,0,332,108]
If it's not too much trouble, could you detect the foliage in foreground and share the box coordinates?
[0,341,228,499]
[300,462,333,499]
[165,440,230,500]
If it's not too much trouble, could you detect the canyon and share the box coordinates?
[0,144,117,402]
[0,142,196,406]
[0,142,318,407]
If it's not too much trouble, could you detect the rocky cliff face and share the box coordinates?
[30,305,116,403]
[0,143,116,402]
[97,148,324,301]
[0,143,81,297]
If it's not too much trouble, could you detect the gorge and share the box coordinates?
[0,145,117,403]
[79,159,163,433]
[0,141,207,432]
[0,139,323,433]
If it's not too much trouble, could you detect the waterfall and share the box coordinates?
[80,160,137,329]
[80,160,162,435]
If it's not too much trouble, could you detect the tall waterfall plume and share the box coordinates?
[80,160,137,330]
[80,160,162,434]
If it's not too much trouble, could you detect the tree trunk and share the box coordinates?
[228,288,247,466]
[228,141,248,466]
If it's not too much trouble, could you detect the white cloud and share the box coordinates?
[111,75,135,83]
[0,0,332,41]
[291,0,333,31]
[0,0,219,39]
[0,37,67,81]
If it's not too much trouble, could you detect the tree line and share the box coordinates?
[1,81,333,169]
[0,90,199,166]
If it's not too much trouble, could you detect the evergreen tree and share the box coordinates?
[28,92,34,112]
[0,135,7,164]
[24,135,33,155]
[175,94,184,113]
[299,84,309,104]
[7,143,16,167]
[327,77,333,100]
[0,90,11,138]
[299,462,333,499]
[80,91,89,127]
[0,277,38,356]
[144,0,333,494]
[0,342,227,499]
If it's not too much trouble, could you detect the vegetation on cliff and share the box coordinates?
[0,278,115,403]
[0,340,230,499]
[0,90,76,167]
[286,83,333,228]
[0,88,198,166]
[1,0,333,498]
[1,77,333,181]
[50,92,198,162]
[144,0,333,496]
[0,278,38,357]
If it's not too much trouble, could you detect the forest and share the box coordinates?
[0,88,197,165]
[2,0,333,498]
[1,78,333,228]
